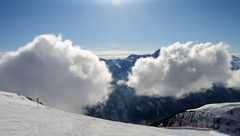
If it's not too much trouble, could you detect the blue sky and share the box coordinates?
[0,0,240,52]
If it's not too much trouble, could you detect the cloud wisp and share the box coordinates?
[128,42,240,97]
[91,50,153,59]
[0,34,112,113]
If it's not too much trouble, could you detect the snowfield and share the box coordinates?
[188,102,240,135]
[157,102,240,135]
[0,91,228,136]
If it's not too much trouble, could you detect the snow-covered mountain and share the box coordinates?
[87,85,240,125]
[0,91,226,136]
[102,49,240,81]
[152,102,240,136]
[102,49,160,81]
[231,55,240,70]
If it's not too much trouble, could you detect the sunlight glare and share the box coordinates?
[112,0,121,7]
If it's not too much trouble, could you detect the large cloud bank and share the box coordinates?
[0,34,112,112]
[228,70,240,88]
[128,42,240,97]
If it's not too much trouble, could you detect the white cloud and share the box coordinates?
[228,70,240,88]
[0,52,5,58]
[91,50,153,59]
[232,52,240,58]
[0,34,112,113]
[127,42,237,97]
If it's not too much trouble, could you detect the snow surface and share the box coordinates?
[190,102,240,111]
[161,102,240,135]
[0,91,227,136]
[188,102,240,121]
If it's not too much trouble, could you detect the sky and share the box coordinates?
[0,0,240,53]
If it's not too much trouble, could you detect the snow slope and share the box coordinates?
[0,91,227,136]
[156,102,240,135]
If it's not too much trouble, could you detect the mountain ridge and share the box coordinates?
[151,102,240,135]
[87,50,240,125]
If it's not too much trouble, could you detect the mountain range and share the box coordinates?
[86,49,240,125]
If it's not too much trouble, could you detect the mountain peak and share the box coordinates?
[152,49,160,58]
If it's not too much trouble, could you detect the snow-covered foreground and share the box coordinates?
[0,91,227,136]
